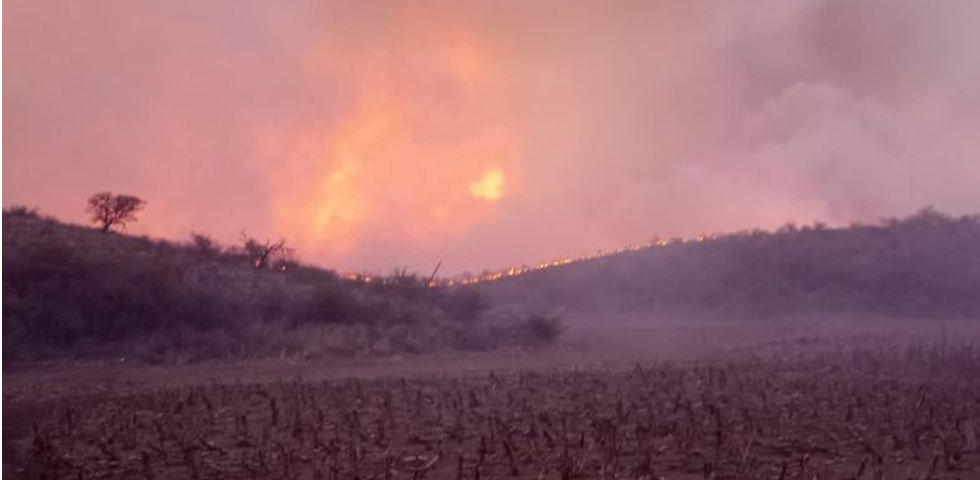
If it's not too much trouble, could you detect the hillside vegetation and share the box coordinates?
[480,209,980,319]
[2,210,561,364]
[6,207,978,364]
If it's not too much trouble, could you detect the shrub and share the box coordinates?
[517,313,566,344]
[237,233,291,270]
[368,268,431,301]
[440,287,491,322]
[2,215,568,363]
[291,281,367,325]
[187,232,223,257]
[3,204,39,218]
[3,214,569,363]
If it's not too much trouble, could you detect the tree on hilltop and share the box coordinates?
[87,192,146,232]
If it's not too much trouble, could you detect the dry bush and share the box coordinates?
[186,232,223,257]
[518,313,566,344]
[3,215,563,364]
[3,204,40,218]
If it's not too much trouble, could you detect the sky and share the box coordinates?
[5,0,980,274]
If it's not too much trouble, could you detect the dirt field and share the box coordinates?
[5,317,980,479]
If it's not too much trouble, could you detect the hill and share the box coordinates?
[2,209,560,364]
[478,208,980,320]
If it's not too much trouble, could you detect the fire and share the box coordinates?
[381,233,722,287]
[269,15,520,260]
[469,168,505,202]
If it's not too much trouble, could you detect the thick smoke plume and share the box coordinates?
[5,0,979,273]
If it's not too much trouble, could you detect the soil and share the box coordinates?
[6,316,980,479]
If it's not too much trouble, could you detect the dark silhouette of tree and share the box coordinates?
[240,232,291,269]
[188,232,223,257]
[87,192,146,232]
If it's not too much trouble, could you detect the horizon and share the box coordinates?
[5,0,980,275]
[5,203,963,281]
[7,4,980,477]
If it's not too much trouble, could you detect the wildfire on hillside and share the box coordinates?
[340,234,718,287]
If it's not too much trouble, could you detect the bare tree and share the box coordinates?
[87,192,146,232]
[240,232,291,269]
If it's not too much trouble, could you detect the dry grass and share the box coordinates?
[14,337,980,479]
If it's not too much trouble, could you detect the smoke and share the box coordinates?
[5,0,979,273]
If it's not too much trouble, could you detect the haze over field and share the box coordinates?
[8,4,980,478]
[5,0,980,274]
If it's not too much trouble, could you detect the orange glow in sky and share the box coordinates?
[270,15,520,257]
[4,1,980,274]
